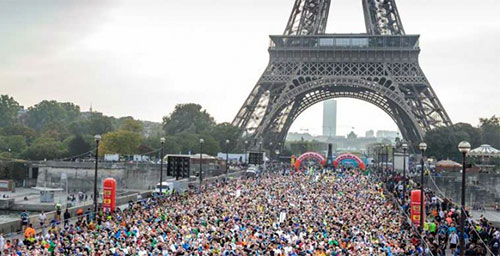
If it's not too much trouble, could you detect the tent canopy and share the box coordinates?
[435,159,461,167]
[468,144,500,157]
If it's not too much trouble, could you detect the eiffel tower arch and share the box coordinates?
[232,0,452,151]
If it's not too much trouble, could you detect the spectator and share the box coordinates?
[63,209,70,226]
[19,210,28,230]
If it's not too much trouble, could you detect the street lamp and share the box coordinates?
[383,146,388,173]
[418,142,427,230]
[199,138,204,187]
[244,140,248,165]
[269,142,273,160]
[159,137,165,195]
[458,141,471,256]
[402,142,408,205]
[225,139,230,179]
[93,134,101,214]
[259,141,262,152]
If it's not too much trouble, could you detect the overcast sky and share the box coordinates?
[1,0,499,136]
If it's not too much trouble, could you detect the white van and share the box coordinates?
[154,179,188,194]
[155,182,172,194]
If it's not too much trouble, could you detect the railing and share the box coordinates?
[269,34,420,50]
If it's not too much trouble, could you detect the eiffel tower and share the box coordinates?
[233,0,451,151]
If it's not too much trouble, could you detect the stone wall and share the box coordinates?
[35,162,162,192]
[34,161,225,193]
[424,171,500,207]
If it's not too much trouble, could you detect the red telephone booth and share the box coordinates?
[411,190,424,226]
[102,178,117,212]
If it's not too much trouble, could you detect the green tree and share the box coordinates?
[454,123,481,147]
[198,133,221,156]
[0,135,27,153]
[25,100,80,132]
[21,137,65,160]
[210,122,242,152]
[67,135,91,156]
[41,121,70,141]
[425,124,476,161]
[162,104,215,135]
[99,130,142,155]
[173,133,200,154]
[89,112,115,135]
[119,118,144,134]
[137,144,154,155]
[479,116,500,149]
[287,140,313,155]
[0,95,21,127]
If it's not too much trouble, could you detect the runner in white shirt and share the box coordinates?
[39,211,47,228]
[449,231,459,254]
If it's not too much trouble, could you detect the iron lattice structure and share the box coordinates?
[233,0,451,151]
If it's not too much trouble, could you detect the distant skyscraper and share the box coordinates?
[322,99,337,137]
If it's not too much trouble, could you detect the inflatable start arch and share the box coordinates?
[294,152,326,171]
[333,153,366,170]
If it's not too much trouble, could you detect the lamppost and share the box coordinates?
[392,146,395,172]
[199,138,204,187]
[159,138,165,194]
[419,142,427,230]
[244,140,248,165]
[458,141,471,256]
[225,139,230,178]
[383,146,388,173]
[93,134,101,214]
[259,141,262,152]
[269,142,273,161]
[402,142,408,205]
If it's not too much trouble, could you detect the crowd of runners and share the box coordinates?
[384,170,500,255]
[1,166,498,255]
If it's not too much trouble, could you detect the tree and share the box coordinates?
[67,135,91,156]
[0,95,21,127]
[479,116,500,149]
[287,140,314,155]
[24,100,80,132]
[173,133,201,155]
[0,124,37,144]
[119,118,143,134]
[87,112,115,135]
[0,135,27,153]
[21,137,65,160]
[198,133,221,156]
[163,104,215,135]
[137,144,154,155]
[425,124,476,161]
[454,123,481,147]
[99,130,142,155]
[209,122,242,152]
[41,121,70,141]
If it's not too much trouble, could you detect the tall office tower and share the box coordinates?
[322,99,337,137]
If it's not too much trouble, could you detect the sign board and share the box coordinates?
[394,152,410,172]
[248,152,264,165]
[167,156,190,178]
[104,154,119,162]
